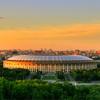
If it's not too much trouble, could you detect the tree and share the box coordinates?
[87,86,100,100]
[56,71,65,80]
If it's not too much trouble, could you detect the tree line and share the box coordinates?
[0,77,100,100]
[0,67,30,80]
[70,69,100,82]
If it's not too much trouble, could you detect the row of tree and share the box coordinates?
[0,77,100,100]
[0,67,30,80]
[70,69,100,82]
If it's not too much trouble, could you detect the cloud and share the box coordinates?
[0,17,4,19]
[0,23,100,49]
[0,23,100,40]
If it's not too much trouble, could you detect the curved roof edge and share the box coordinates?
[7,55,93,61]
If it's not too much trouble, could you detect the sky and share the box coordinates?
[0,0,100,50]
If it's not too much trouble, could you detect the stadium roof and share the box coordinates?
[7,55,93,61]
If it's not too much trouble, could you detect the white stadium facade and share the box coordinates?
[3,55,97,72]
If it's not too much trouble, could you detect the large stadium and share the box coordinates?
[3,55,97,72]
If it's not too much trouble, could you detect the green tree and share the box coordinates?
[56,71,65,80]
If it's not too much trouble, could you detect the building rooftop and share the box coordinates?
[7,55,93,61]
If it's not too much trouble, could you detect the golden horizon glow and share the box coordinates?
[0,0,100,50]
[0,23,100,50]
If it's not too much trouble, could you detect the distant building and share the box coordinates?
[3,55,97,72]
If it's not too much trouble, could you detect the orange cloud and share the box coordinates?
[0,23,100,49]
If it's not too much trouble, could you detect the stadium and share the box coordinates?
[3,55,97,72]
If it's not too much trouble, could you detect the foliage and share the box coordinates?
[0,78,75,100]
[70,69,100,82]
[56,71,65,80]
[32,70,42,79]
[0,78,100,100]
[0,67,30,81]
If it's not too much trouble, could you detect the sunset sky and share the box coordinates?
[0,0,100,50]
